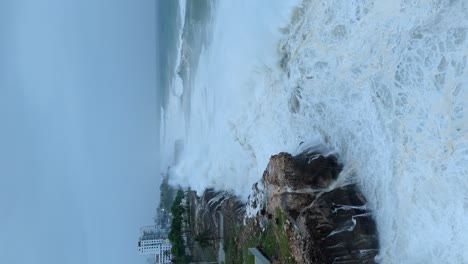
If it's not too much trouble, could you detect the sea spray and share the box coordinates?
[168,0,302,195]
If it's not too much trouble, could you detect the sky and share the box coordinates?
[0,0,161,263]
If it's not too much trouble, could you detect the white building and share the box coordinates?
[138,226,172,263]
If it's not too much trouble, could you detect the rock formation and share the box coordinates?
[250,152,379,263]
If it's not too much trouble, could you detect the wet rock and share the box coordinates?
[257,152,378,263]
[264,152,342,189]
[297,185,378,263]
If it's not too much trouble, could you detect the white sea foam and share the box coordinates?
[173,0,186,99]
[163,0,468,263]
[160,0,187,170]
[173,0,186,74]
[168,0,302,193]
[173,75,184,97]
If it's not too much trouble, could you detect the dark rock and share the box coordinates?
[259,152,378,263]
[264,152,342,189]
[280,192,315,221]
[297,185,378,263]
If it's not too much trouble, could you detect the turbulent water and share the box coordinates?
[160,0,468,263]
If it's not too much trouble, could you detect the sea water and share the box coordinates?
[161,0,468,263]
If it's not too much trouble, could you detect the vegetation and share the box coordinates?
[168,189,190,264]
[224,208,296,264]
[224,224,243,263]
[194,229,220,248]
[159,174,176,212]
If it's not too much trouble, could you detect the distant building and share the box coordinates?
[154,208,172,235]
[138,226,172,263]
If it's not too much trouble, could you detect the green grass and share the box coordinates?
[275,208,296,264]
[224,224,244,264]
[223,208,296,263]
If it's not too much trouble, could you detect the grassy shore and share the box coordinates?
[224,208,296,264]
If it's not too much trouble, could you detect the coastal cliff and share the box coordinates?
[187,151,379,263]
[248,152,379,263]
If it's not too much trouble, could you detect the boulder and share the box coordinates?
[259,152,379,263]
[264,152,342,189]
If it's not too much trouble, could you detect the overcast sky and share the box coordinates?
[0,1,161,263]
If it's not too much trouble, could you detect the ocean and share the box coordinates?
[159,0,468,263]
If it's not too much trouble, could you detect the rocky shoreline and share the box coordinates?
[189,151,379,263]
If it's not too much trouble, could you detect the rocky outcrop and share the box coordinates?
[264,151,342,189]
[252,152,379,263]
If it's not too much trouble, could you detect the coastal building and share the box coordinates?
[138,226,172,263]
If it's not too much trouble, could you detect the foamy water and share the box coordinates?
[163,0,468,263]
[159,0,187,169]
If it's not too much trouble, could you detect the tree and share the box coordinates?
[168,189,189,263]
[194,229,221,248]
[159,174,176,211]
